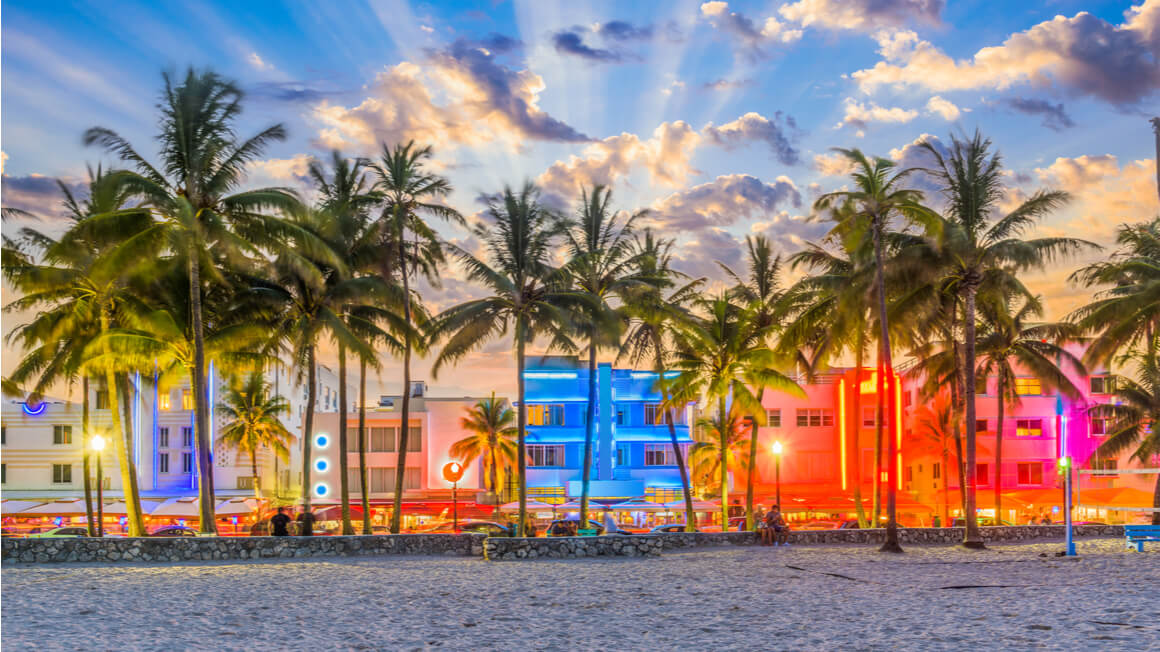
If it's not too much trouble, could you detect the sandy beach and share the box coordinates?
[3,538,1158,651]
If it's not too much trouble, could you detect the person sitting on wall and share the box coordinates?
[761,509,778,546]
[270,506,291,537]
[769,506,790,546]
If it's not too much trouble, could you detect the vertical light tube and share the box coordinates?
[838,377,847,491]
[894,370,903,491]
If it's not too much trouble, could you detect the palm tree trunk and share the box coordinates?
[516,319,528,536]
[188,253,217,535]
[252,454,260,500]
[99,309,144,537]
[718,395,729,533]
[579,341,597,526]
[359,358,371,535]
[950,306,967,519]
[391,242,413,535]
[994,375,1005,525]
[962,285,984,548]
[82,377,96,537]
[301,345,317,510]
[1152,469,1160,526]
[745,388,765,531]
[658,352,696,532]
[338,344,353,535]
[490,447,500,519]
[871,213,901,553]
[116,372,146,536]
[941,449,950,526]
[852,345,868,528]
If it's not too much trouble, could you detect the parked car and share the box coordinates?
[837,519,861,529]
[28,526,88,538]
[546,519,632,536]
[421,520,514,537]
[149,526,199,537]
[650,524,699,533]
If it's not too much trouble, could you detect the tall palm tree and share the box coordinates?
[918,130,1092,548]
[689,405,752,525]
[1069,218,1160,365]
[450,393,520,517]
[561,185,645,525]
[815,149,936,552]
[431,182,585,536]
[85,68,300,533]
[1090,352,1160,524]
[976,296,1084,521]
[370,141,463,534]
[618,230,704,531]
[217,372,296,498]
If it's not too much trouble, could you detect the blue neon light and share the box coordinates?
[315,458,329,472]
[314,483,329,497]
[21,401,46,416]
[315,433,329,449]
[523,372,578,379]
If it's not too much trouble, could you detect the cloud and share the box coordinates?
[699,1,802,60]
[1004,97,1075,131]
[0,173,85,222]
[1,151,7,175]
[837,98,917,130]
[852,3,1160,106]
[1032,154,1158,243]
[671,227,744,281]
[813,152,855,177]
[247,52,276,72]
[889,133,946,193]
[419,24,435,34]
[702,78,753,91]
[750,210,831,252]
[596,20,654,41]
[312,40,588,151]
[551,30,625,63]
[647,174,802,231]
[778,0,943,32]
[701,112,801,165]
[925,95,961,121]
[249,80,344,104]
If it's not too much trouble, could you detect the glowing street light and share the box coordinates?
[772,441,784,509]
[443,462,466,532]
[91,434,106,537]
[1059,456,1075,556]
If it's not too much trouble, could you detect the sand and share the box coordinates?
[3,538,1158,651]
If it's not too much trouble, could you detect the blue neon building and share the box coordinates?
[520,356,693,502]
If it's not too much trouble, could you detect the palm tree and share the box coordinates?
[561,185,645,525]
[217,372,296,498]
[370,141,463,534]
[913,391,958,525]
[431,182,585,536]
[618,230,704,531]
[1089,352,1160,524]
[690,405,752,527]
[450,393,520,517]
[976,296,1084,521]
[85,68,300,533]
[918,130,1093,548]
[815,149,937,552]
[669,294,803,531]
[1070,218,1160,365]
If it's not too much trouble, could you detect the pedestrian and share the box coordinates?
[523,514,537,537]
[270,506,291,537]
[602,508,619,535]
[297,507,316,537]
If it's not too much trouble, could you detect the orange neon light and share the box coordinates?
[838,379,847,490]
[859,371,878,394]
[894,370,903,491]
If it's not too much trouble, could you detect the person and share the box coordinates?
[769,506,789,546]
[1040,512,1052,525]
[270,506,291,537]
[932,514,941,528]
[549,520,568,537]
[297,508,316,537]
[728,499,743,518]
[761,509,778,546]
[523,514,537,538]
[602,508,619,535]
[753,505,766,531]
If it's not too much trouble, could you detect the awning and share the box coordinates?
[149,497,202,517]
[215,498,260,516]
[100,500,162,516]
[1078,487,1155,508]
[662,499,719,511]
[314,504,367,521]
[18,499,89,515]
[0,500,45,515]
[499,500,559,512]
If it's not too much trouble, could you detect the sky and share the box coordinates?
[2,0,1158,398]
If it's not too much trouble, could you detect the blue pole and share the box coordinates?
[1064,457,1076,556]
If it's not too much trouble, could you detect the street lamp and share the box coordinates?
[1059,456,1075,556]
[771,441,784,509]
[442,462,465,532]
[91,434,106,537]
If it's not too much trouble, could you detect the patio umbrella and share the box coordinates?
[149,497,202,517]
[101,499,162,515]
[610,498,666,512]
[1078,487,1154,508]
[662,498,718,512]
[19,499,89,515]
[314,504,367,521]
[215,498,260,516]
[499,500,558,512]
[0,500,45,515]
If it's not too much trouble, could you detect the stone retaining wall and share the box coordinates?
[652,524,1125,549]
[484,535,663,560]
[1,533,486,565]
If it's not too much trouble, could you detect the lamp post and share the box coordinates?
[1059,456,1075,556]
[91,434,106,537]
[772,441,784,509]
[442,462,465,533]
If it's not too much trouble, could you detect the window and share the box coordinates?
[905,466,913,482]
[528,404,565,426]
[52,425,72,445]
[369,467,421,492]
[158,453,170,474]
[975,419,988,434]
[1090,415,1112,436]
[765,409,781,428]
[862,407,878,427]
[1092,458,1118,475]
[1,463,5,484]
[237,476,254,490]
[159,427,170,447]
[181,389,194,410]
[616,443,630,466]
[975,376,988,395]
[371,427,395,452]
[158,391,171,411]
[2,426,6,445]
[405,426,421,452]
[181,452,193,474]
[1015,419,1043,437]
[1090,376,1114,395]
[528,444,565,467]
[1016,462,1043,485]
[1014,378,1042,396]
[796,409,834,427]
[644,403,664,425]
[974,463,989,485]
[932,462,941,480]
[182,427,193,447]
[95,390,109,410]
[615,409,625,426]
[644,443,689,466]
[52,464,72,484]
[903,390,912,408]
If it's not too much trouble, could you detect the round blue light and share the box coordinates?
[314,458,329,472]
[314,433,329,449]
[314,483,329,497]
[22,401,46,416]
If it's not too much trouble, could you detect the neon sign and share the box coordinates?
[22,401,46,416]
